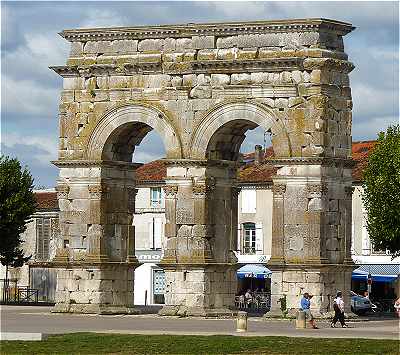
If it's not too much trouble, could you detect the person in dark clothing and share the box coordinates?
[331,291,347,328]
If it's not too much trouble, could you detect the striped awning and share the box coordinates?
[237,264,272,279]
[352,264,400,283]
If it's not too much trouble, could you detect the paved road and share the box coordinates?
[1,306,399,340]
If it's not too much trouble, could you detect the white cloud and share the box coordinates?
[352,82,398,119]
[4,32,68,81]
[79,9,128,28]
[3,132,58,165]
[133,150,164,163]
[2,75,59,117]
[206,2,268,19]
[353,115,399,140]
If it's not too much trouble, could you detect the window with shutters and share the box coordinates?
[241,189,256,213]
[150,187,162,208]
[36,218,50,261]
[243,222,256,254]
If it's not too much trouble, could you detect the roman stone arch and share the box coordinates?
[86,104,183,161]
[190,101,291,160]
[50,18,355,316]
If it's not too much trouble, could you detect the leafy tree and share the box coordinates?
[0,156,36,278]
[362,125,400,258]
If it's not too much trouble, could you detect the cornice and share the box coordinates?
[50,58,304,77]
[52,160,143,169]
[303,58,355,73]
[60,18,354,42]
[162,158,240,168]
[265,157,355,168]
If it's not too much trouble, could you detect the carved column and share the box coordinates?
[159,160,238,317]
[266,159,355,317]
[86,183,109,262]
[269,182,286,264]
[162,184,178,264]
[52,161,140,315]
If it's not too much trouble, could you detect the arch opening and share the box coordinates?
[191,102,290,160]
[86,104,182,162]
[207,120,274,162]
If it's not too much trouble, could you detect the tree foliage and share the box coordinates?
[362,125,400,258]
[0,156,36,268]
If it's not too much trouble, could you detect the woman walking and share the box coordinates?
[331,291,347,328]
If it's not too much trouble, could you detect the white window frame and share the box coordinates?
[150,187,162,208]
[243,222,256,255]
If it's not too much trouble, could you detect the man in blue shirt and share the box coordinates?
[299,292,318,329]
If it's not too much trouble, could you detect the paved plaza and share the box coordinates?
[1,306,398,340]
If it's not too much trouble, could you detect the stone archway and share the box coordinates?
[86,104,182,161]
[190,101,291,160]
[51,18,355,315]
[52,104,182,314]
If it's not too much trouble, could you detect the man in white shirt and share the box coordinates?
[331,291,347,328]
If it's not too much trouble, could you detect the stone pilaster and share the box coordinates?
[51,160,140,314]
[267,158,355,316]
[159,160,238,316]
[269,182,286,264]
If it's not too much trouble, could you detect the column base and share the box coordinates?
[52,303,141,315]
[267,264,354,315]
[158,305,237,318]
[54,263,137,315]
[161,265,237,317]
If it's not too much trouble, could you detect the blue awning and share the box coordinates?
[352,264,400,283]
[237,264,272,279]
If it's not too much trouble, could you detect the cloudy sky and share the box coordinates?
[1,1,399,187]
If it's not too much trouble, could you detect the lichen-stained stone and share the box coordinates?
[111,39,138,53]
[190,85,212,99]
[216,36,237,49]
[217,48,236,60]
[176,38,193,51]
[197,49,218,60]
[53,18,355,315]
[138,39,164,51]
[210,74,230,87]
[192,36,214,49]
[231,73,252,85]
[299,32,320,46]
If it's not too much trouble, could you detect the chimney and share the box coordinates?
[254,145,263,165]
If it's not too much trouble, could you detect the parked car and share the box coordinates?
[350,291,372,315]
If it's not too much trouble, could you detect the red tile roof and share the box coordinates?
[135,141,376,184]
[135,160,166,182]
[351,140,376,182]
[34,191,58,210]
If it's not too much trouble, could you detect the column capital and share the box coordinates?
[88,183,110,199]
[56,184,69,199]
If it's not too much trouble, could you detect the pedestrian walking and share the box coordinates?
[299,292,318,329]
[331,291,347,328]
[394,297,400,318]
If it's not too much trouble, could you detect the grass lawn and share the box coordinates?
[1,333,398,355]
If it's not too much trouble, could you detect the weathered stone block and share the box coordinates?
[217,48,236,60]
[111,39,138,52]
[231,73,251,85]
[197,49,218,60]
[192,36,214,49]
[138,39,163,51]
[176,38,193,51]
[211,74,230,86]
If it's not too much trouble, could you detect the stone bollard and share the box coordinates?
[236,311,248,332]
[296,310,306,329]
